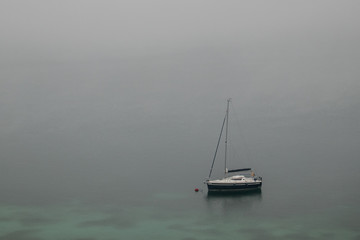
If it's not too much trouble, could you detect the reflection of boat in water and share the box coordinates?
[207,188,262,198]
[205,99,262,192]
[205,189,262,214]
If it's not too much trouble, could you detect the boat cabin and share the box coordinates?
[230,175,245,180]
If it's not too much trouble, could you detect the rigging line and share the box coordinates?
[208,112,227,179]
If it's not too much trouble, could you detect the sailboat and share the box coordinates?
[205,98,262,192]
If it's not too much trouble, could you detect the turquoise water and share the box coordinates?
[1,140,359,239]
[1,183,359,240]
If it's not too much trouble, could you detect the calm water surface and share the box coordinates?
[1,102,359,240]
[1,152,359,240]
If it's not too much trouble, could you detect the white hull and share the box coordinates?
[206,175,262,191]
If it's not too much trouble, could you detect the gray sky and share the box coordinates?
[1,0,360,201]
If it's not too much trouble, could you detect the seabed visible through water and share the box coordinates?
[1,188,359,240]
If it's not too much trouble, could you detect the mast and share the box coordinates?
[224,98,231,176]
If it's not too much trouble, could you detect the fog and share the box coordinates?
[1,0,359,205]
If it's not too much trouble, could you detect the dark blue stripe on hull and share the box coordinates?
[207,182,262,191]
